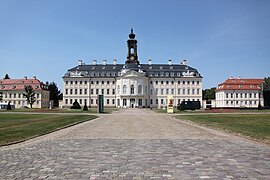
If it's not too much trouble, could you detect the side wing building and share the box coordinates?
[63,29,203,108]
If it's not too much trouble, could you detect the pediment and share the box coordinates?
[121,70,145,78]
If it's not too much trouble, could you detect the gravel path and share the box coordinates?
[0,109,269,179]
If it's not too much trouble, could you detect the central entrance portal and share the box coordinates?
[130,98,135,108]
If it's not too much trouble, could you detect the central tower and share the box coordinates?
[126,28,139,64]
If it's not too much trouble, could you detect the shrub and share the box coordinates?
[70,101,81,109]
[83,104,88,111]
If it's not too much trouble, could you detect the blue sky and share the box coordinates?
[0,0,269,90]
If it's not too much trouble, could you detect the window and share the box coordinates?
[70,89,73,95]
[197,81,200,85]
[101,89,104,95]
[112,81,115,84]
[192,81,195,85]
[91,99,94,104]
[91,81,94,84]
[123,99,127,106]
[182,88,186,95]
[197,89,200,95]
[156,99,158,105]
[254,93,257,98]
[112,99,115,105]
[245,93,247,98]
[91,89,93,94]
[79,89,82,95]
[161,88,164,95]
[231,94,233,98]
[249,93,252,98]
[117,85,120,94]
[123,85,127,94]
[187,89,190,95]
[117,99,120,106]
[150,81,153,84]
[75,89,78,95]
[166,88,169,95]
[161,99,164,104]
[107,89,110,95]
[66,81,68,85]
[80,81,82,84]
[75,81,77,84]
[65,99,68,104]
[178,88,181,95]
[65,89,68,95]
[107,81,110,84]
[161,81,163,85]
[96,81,99,85]
[178,81,180,84]
[107,99,110,105]
[112,89,115,95]
[96,89,99,94]
[18,93,21,98]
[150,89,153,95]
[36,94,39,99]
[156,81,158,84]
[85,89,87,95]
[156,88,158,95]
[70,81,73,85]
[226,93,228,98]
[85,81,87,84]
[70,99,73,105]
[236,93,238,98]
[187,81,190,85]
[171,81,174,84]
[183,81,185,84]
[192,89,195,95]
[130,85,135,94]
[138,85,142,94]
[171,89,174,94]
[166,81,169,84]
[79,99,82,105]
[240,93,243,98]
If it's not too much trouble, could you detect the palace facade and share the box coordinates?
[0,76,50,108]
[215,77,264,108]
[63,29,203,108]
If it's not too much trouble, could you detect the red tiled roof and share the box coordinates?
[216,78,264,91]
[0,78,48,91]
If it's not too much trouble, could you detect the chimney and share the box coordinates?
[33,76,36,80]
[148,59,152,65]
[168,59,172,65]
[113,59,117,65]
[182,59,187,65]
[24,76,27,80]
[78,60,83,66]
[93,60,97,65]
[103,59,107,65]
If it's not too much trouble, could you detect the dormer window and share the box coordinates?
[160,66,163,69]
[170,66,173,69]
[149,66,152,69]
[102,66,105,69]
[92,67,95,70]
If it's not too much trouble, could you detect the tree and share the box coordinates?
[47,82,62,107]
[3,74,10,79]
[203,88,216,100]
[23,85,36,108]
[83,103,88,111]
[263,77,270,108]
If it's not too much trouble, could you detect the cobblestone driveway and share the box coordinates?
[0,109,269,179]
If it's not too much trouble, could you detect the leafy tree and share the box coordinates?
[70,100,81,109]
[203,87,216,100]
[263,77,270,108]
[23,85,36,108]
[3,74,10,79]
[47,82,62,107]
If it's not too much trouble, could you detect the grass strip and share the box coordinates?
[0,114,97,146]
[177,114,270,143]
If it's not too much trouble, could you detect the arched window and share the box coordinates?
[117,85,120,94]
[123,85,127,94]
[130,85,135,95]
[138,85,142,94]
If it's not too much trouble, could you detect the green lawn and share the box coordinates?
[0,114,97,146]
[177,114,270,143]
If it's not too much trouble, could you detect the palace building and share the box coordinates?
[215,77,264,108]
[62,29,203,108]
[0,76,50,108]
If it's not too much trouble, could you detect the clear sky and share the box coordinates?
[0,0,269,90]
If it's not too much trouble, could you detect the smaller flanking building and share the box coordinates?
[215,77,264,108]
[0,76,50,108]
